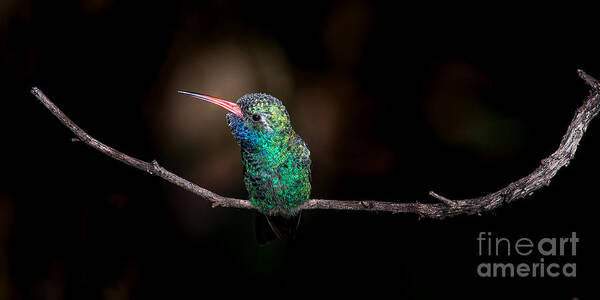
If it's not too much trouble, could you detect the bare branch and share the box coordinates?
[30,87,254,210]
[31,70,600,218]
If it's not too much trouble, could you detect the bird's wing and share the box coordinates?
[293,134,312,183]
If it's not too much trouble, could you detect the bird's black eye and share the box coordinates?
[252,114,261,122]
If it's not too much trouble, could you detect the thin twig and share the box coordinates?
[31,87,254,210]
[31,70,600,218]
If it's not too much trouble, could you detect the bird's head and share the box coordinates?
[178,91,294,152]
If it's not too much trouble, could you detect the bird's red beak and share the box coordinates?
[178,91,243,117]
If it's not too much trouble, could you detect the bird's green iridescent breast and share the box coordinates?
[242,134,311,215]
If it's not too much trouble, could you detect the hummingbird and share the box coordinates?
[178,91,311,242]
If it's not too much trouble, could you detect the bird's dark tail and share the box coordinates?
[255,212,302,245]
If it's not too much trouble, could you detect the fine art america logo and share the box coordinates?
[477,232,578,278]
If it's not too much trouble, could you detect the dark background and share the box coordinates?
[1,1,597,299]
